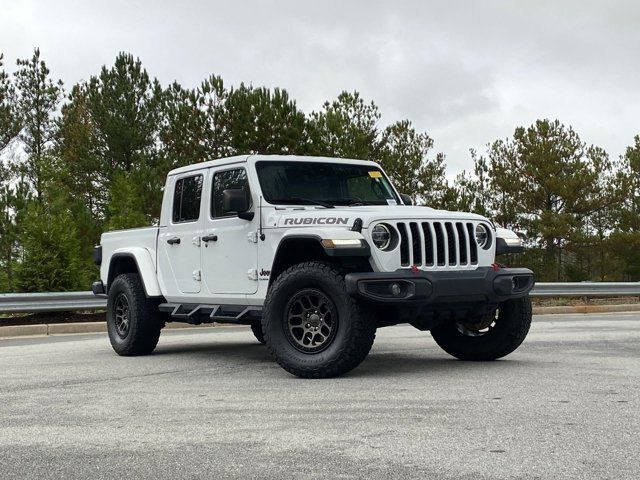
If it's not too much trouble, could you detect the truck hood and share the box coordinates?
[269,205,489,229]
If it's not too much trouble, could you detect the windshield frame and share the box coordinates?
[254,160,401,207]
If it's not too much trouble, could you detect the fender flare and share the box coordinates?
[108,247,162,297]
[277,230,370,258]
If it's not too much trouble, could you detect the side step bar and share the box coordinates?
[158,303,262,325]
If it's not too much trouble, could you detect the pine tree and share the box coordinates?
[85,53,163,224]
[485,119,615,280]
[219,84,308,155]
[609,135,640,279]
[157,76,226,170]
[377,119,448,206]
[13,48,63,201]
[307,91,380,159]
[15,202,92,292]
[0,53,20,152]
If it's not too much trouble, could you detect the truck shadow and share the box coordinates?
[151,337,530,378]
[353,351,531,378]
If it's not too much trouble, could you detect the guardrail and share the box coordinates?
[1,283,640,314]
[0,292,107,314]
[531,282,640,297]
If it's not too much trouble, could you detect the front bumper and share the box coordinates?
[345,266,534,305]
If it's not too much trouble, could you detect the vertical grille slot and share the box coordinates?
[456,222,468,265]
[409,222,422,266]
[433,222,446,266]
[467,222,478,264]
[445,222,456,265]
[398,222,410,266]
[393,220,476,270]
[421,222,434,266]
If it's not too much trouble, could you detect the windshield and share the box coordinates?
[255,161,400,206]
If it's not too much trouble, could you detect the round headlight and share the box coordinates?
[475,224,490,249]
[372,223,392,250]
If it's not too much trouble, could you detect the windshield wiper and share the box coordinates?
[328,197,376,206]
[271,197,335,209]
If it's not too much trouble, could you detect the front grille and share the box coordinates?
[397,221,478,268]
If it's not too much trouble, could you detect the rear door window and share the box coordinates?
[172,174,203,223]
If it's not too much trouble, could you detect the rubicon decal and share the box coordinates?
[283,217,349,225]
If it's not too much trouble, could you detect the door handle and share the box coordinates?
[167,237,181,245]
[202,234,218,243]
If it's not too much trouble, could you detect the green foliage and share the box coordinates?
[87,53,159,173]
[450,120,627,281]
[0,53,20,152]
[56,84,105,217]
[378,119,447,205]
[14,48,63,200]
[157,79,220,170]
[221,84,308,155]
[15,202,94,292]
[308,91,381,159]
[0,167,31,291]
[106,171,152,230]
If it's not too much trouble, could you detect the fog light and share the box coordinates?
[389,283,402,296]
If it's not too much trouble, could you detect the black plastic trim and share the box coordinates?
[345,266,534,305]
[91,281,106,296]
[158,303,262,325]
[496,237,525,255]
[276,234,370,258]
[92,245,102,266]
[323,241,371,257]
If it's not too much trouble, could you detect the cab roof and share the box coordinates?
[167,154,381,176]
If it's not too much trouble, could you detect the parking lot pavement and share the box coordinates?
[1,313,639,479]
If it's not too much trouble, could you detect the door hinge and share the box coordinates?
[192,270,201,281]
[247,231,258,243]
[247,268,258,281]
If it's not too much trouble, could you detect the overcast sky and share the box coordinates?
[2,0,638,176]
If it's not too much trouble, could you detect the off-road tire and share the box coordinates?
[262,261,376,378]
[251,322,266,344]
[430,295,532,361]
[107,273,163,356]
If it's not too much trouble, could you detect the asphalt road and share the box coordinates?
[1,313,638,480]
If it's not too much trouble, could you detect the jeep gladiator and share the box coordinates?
[92,155,534,378]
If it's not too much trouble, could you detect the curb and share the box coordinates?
[533,304,640,315]
[1,304,638,339]
[0,321,239,339]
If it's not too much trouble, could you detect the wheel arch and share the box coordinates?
[269,235,372,286]
[107,248,162,297]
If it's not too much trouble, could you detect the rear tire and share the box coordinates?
[262,261,376,378]
[107,273,163,356]
[430,296,532,361]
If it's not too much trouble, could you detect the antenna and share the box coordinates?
[259,196,265,241]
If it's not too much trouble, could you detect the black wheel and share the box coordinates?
[107,273,163,356]
[251,322,265,344]
[430,296,532,361]
[262,261,376,378]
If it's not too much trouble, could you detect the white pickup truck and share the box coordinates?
[92,155,534,378]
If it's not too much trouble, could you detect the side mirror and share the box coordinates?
[400,193,413,206]
[222,189,254,220]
